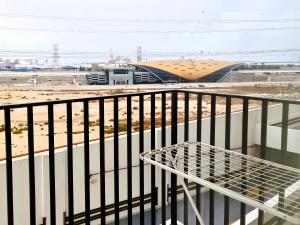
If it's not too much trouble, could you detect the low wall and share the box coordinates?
[255,125,300,154]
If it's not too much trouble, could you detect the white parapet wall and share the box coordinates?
[0,103,299,225]
[254,103,300,155]
[255,124,300,154]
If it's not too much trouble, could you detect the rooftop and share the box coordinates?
[132,60,238,80]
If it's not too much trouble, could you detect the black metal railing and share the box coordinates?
[63,193,155,224]
[0,89,299,225]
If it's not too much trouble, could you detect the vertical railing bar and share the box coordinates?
[280,102,289,164]
[27,106,36,225]
[48,103,56,225]
[113,97,120,225]
[127,96,132,225]
[224,97,231,225]
[240,98,249,225]
[66,102,74,225]
[224,96,231,225]
[278,102,289,224]
[258,100,268,225]
[223,97,231,223]
[184,92,189,225]
[99,98,106,225]
[139,94,145,225]
[171,90,178,225]
[4,107,14,225]
[196,94,202,225]
[151,93,156,225]
[161,92,166,225]
[260,100,268,160]
[209,94,216,225]
[83,100,90,225]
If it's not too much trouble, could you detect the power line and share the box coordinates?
[0,49,299,59]
[1,48,300,55]
[1,26,300,34]
[1,13,300,24]
[226,9,300,12]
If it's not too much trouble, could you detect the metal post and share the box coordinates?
[113,97,120,225]
[171,91,178,225]
[240,98,249,225]
[48,104,56,225]
[209,95,216,225]
[139,95,145,225]
[83,100,90,225]
[5,108,14,225]
[151,93,156,225]
[258,100,268,225]
[67,102,74,225]
[196,94,202,225]
[127,96,132,225]
[224,97,231,225]
[184,92,189,225]
[99,99,106,225]
[161,92,167,225]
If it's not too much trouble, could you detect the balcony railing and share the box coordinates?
[0,90,299,225]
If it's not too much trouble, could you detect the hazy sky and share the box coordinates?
[0,0,300,64]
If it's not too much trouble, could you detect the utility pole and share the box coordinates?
[137,46,142,62]
[52,43,60,71]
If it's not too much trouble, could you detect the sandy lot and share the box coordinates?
[1,84,299,159]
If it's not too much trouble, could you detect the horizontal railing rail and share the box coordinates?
[64,192,156,225]
[0,90,171,110]
[0,89,299,225]
[0,89,300,110]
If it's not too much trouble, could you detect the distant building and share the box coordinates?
[86,66,134,85]
[0,61,16,71]
[62,66,79,71]
[86,71,107,85]
[130,60,239,83]
[108,67,134,85]
[86,60,239,85]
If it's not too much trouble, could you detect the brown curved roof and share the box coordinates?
[133,60,238,80]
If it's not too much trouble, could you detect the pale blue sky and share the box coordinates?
[0,0,300,64]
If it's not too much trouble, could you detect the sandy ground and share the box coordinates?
[0,84,299,159]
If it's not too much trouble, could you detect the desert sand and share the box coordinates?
[2,83,300,159]
[0,87,265,159]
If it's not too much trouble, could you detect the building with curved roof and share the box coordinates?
[131,60,239,83]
